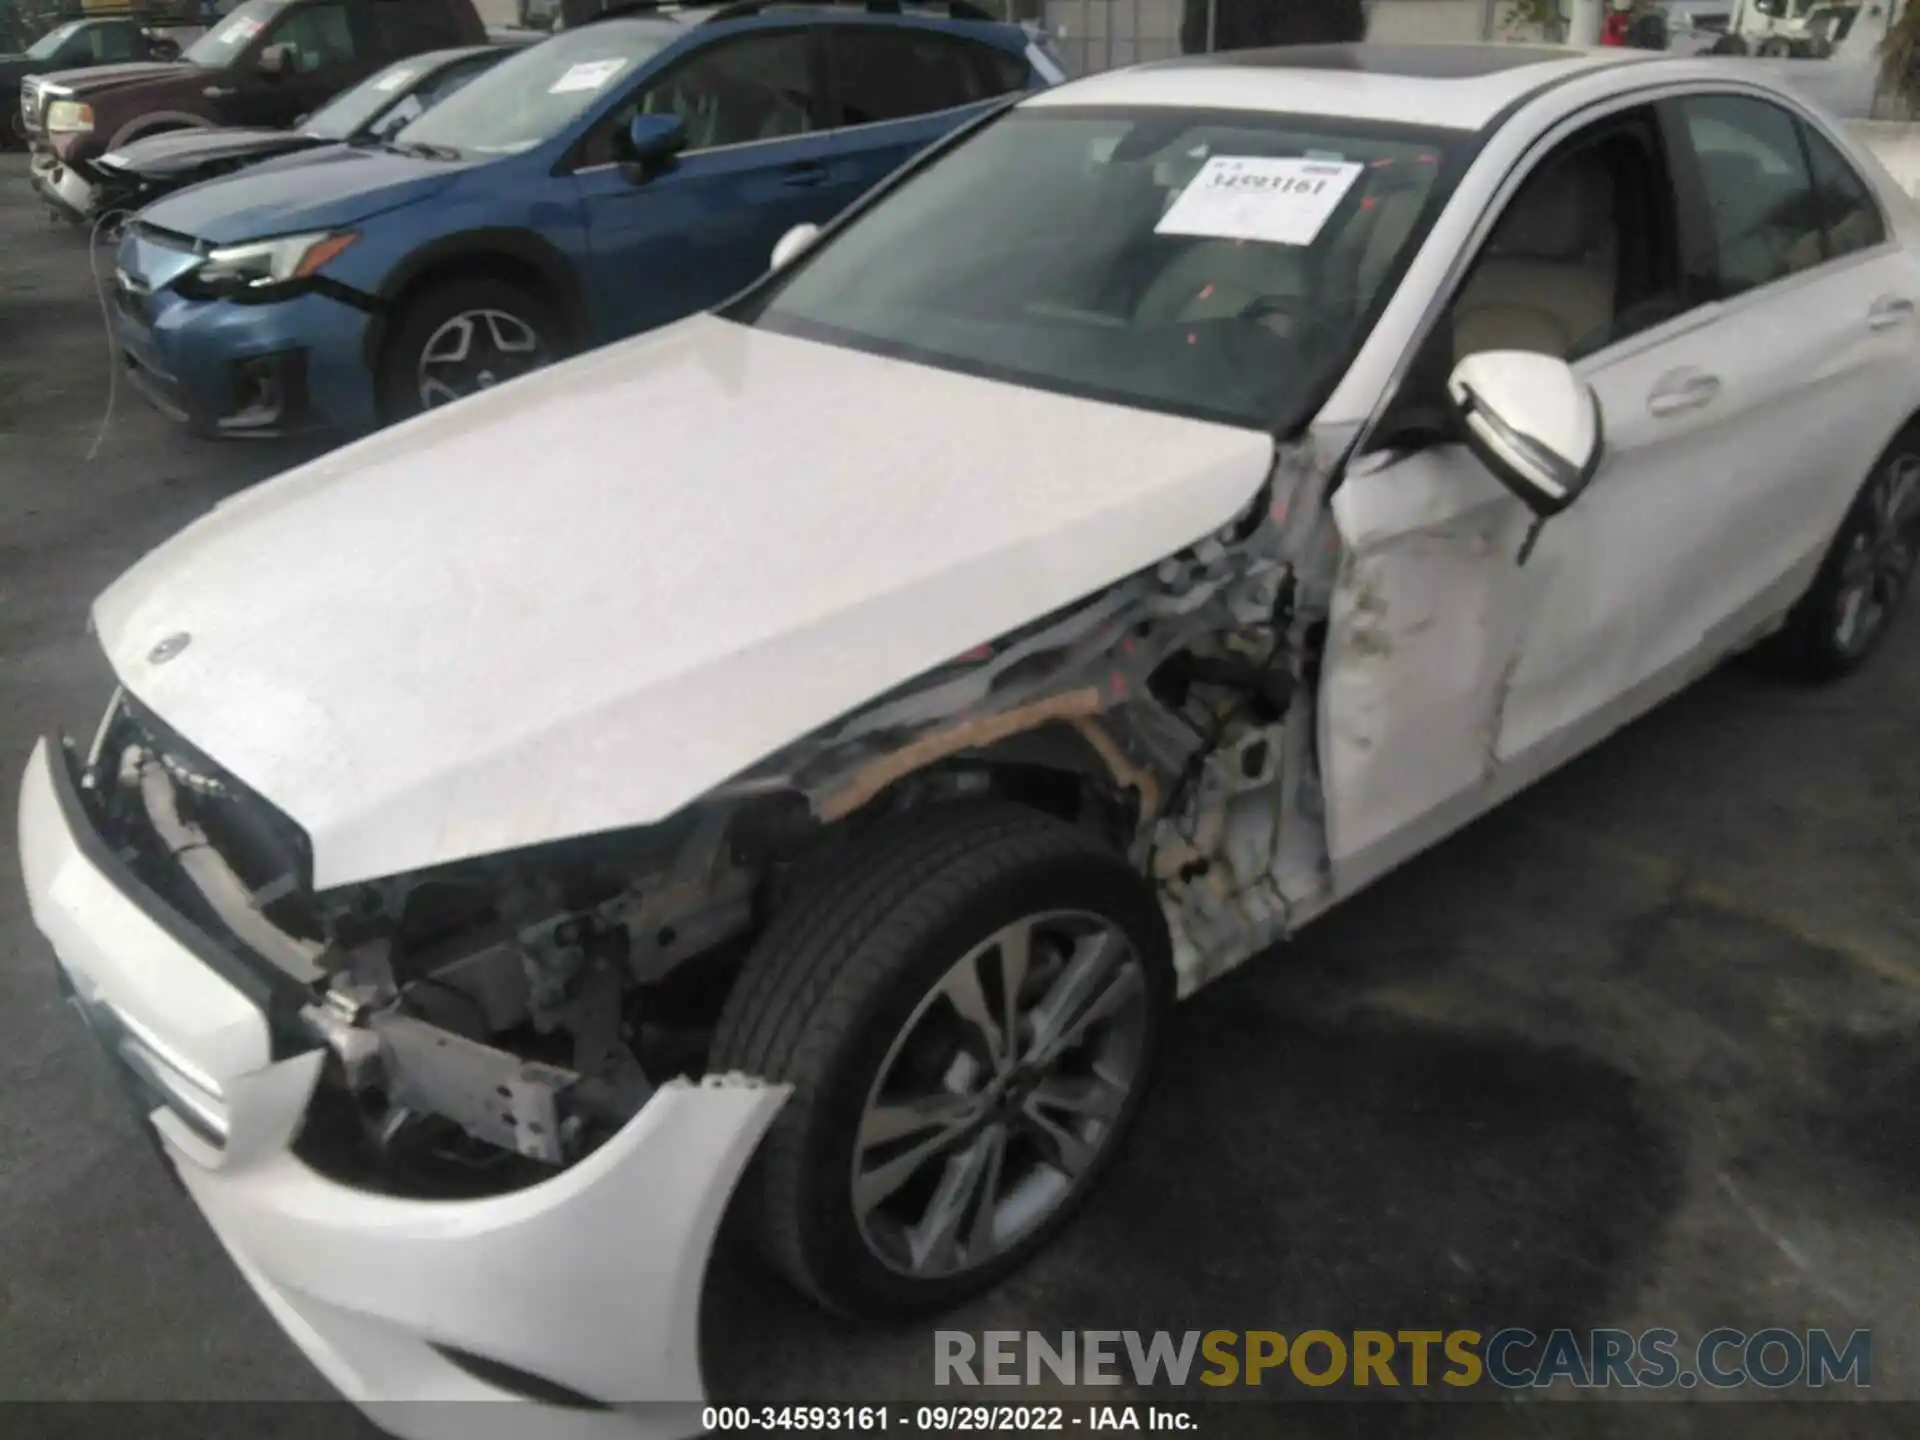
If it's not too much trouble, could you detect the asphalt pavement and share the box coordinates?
[3,154,1919,1439]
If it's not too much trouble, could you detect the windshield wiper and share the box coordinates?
[383,139,462,161]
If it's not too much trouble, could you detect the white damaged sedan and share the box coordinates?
[20,41,1920,1434]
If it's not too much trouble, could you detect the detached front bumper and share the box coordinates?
[18,737,787,1435]
[29,145,96,222]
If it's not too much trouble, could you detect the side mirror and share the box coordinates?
[259,44,290,76]
[770,222,820,271]
[621,112,686,175]
[1447,351,1602,519]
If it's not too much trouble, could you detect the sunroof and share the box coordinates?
[1175,43,1592,80]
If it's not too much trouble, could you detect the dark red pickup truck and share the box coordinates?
[27,0,485,220]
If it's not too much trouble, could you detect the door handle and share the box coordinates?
[1868,294,1915,330]
[1647,368,1721,417]
[202,85,235,99]
[781,161,827,188]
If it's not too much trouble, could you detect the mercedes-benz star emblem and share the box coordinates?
[148,632,191,665]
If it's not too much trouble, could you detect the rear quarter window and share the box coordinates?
[966,37,1033,95]
[830,26,1017,125]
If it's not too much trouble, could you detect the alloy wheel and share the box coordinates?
[1833,453,1920,657]
[415,308,544,409]
[851,910,1150,1280]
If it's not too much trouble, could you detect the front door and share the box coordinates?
[1318,102,1741,895]
[221,0,367,127]
[573,26,847,338]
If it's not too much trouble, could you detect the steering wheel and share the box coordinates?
[1238,293,1338,351]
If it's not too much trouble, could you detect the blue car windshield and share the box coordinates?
[397,22,677,157]
[26,21,83,60]
[304,54,439,140]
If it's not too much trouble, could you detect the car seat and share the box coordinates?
[1451,150,1618,362]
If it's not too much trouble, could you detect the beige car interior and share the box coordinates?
[642,60,812,149]
[1450,148,1620,364]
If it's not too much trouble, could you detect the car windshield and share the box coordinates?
[396,22,676,157]
[303,54,439,139]
[26,21,84,59]
[739,107,1462,431]
[182,0,286,68]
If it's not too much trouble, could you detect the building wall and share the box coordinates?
[1041,0,1507,76]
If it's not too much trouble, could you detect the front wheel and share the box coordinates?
[711,802,1173,1319]
[379,278,561,422]
[1763,435,1920,680]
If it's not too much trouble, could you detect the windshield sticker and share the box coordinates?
[549,58,630,95]
[1154,155,1365,247]
[374,66,417,92]
[217,15,263,44]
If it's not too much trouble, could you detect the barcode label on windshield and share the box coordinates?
[1155,156,1365,246]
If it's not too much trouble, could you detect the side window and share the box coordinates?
[1801,122,1886,261]
[370,0,456,53]
[829,26,995,126]
[617,31,820,155]
[93,25,142,62]
[962,38,1032,98]
[267,2,358,72]
[1446,109,1685,369]
[1674,94,1824,299]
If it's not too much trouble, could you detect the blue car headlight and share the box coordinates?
[176,230,358,303]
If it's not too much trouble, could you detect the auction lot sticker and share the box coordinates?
[550,58,630,94]
[1155,155,1365,246]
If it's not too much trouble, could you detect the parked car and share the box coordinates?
[86,38,534,218]
[3,15,175,146]
[22,42,1920,1432]
[106,0,1064,436]
[24,0,486,220]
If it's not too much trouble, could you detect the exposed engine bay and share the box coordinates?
[77,442,1344,1191]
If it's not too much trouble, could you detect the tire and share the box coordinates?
[711,801,1173,1319]
[1759,428,1920,681]
[378,277,562,422]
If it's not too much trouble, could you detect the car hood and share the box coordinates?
[140,143,460,242]
[102,125,315,178]
[93,315,1275,890]
[34,59,183,97]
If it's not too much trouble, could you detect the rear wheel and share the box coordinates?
[1763,433,1920,680]
[711,802,1172,1319]
[378,278,561,422]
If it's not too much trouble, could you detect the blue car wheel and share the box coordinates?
[380,277,563,421]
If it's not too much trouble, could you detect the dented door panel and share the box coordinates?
[1319,447,1531,895]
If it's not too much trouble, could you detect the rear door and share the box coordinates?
[1655,90,1920,635]
[572,25,842,338]
[817,21,1030,215]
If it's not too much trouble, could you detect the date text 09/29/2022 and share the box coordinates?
[702,1406,1194,1431]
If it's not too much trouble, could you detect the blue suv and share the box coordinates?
[111,0,1062,436]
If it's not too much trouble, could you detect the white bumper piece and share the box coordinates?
[18,737,788,1437]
